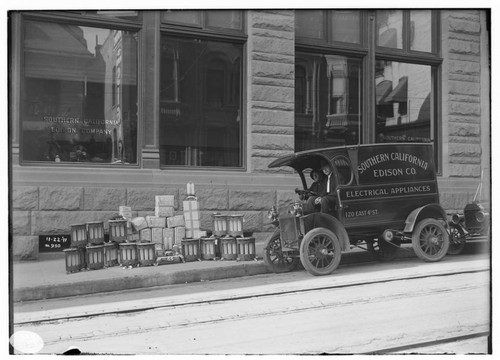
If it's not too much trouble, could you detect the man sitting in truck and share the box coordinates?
[304,160,337,215]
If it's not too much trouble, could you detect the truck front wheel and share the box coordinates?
[299,228,342,276]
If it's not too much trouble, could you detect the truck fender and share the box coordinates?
[300,213,350,251]
[404,203,449,233]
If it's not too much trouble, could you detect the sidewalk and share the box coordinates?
[12,247,417,303]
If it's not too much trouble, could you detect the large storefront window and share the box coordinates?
[375,61,433,143]
[159,36,243,167]
[295,9,441,161]
[295,52,362,151]
[21,20,138,164]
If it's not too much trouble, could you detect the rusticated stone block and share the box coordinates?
[229,190,275,211]
[449,62,481,77]
[449,164,481,177]
[449,17,481,34]
[12,211,31,235]
[252,100,295,112]
[12,235,39,260]
[450,101,481,116]
[250,11,294,32]
[449,39,480,55]
[195,188,229,210]
[12,186,38,210]
[448,143,482,157]
[277,189,298,210]
[252,133,294,151]
[39,186,82,210]
[239,211,264,233]
[440,192,473,211]
[251,108,294,127]
[253,125,294,135]
[251,84,294,103]
[84,187,127,210]
[199,211,215,232]
[32,211,118,235]
[252,61,294,80]
[251,36,294,56]
[128,188,178,211]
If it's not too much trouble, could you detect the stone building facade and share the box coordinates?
[10,10,490,259]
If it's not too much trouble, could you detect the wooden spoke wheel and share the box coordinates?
[412,218,449,262]
[263,232,299,273]
[299,228,342,276]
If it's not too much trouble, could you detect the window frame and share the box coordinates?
[17,11,143,168]
[294,9,443,173]
[159,12,247,170]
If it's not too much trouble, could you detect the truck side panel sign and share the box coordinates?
[356,145,435,184]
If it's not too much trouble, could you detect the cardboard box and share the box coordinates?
[146,216,166,228]
[167,215,185,228]
[140,228,152,242]
[155,206,175,218]
[119,206,133,219]
[183,199,200,239]
[163,228,175,250]
[174,226,185,244]
[151,227,163,244]
[131,217,148,232]
[155,195,175,207]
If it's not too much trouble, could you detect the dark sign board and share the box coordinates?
[39,235,71,252]
[356,144,435,184]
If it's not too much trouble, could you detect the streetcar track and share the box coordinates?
[363,331,490,354]
[14,268,489,326]
[16,273,489,346]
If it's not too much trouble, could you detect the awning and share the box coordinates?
[384,76,408,103]
[376,80,393,104]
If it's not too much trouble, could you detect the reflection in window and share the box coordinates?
[22,21,138,164]
[330,11,361,44]
[160,36,243,167]
[295,52,362,151]
[295,10,325,40]
[410,10,433,52]
[376,10,403,49]
[375,60,432,143]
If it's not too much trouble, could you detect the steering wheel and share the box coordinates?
[295,188,318,200]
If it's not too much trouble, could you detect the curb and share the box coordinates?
[13,248,418,302]
[13,262,270,302]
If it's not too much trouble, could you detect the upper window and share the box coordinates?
[296,10,362,45]
[162,10,244,32]
[21,20,138,164]
[376,10,436,54]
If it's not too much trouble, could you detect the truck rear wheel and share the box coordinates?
[299,228,341,276]
[412,218,449,262]
[263,232,299,273]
